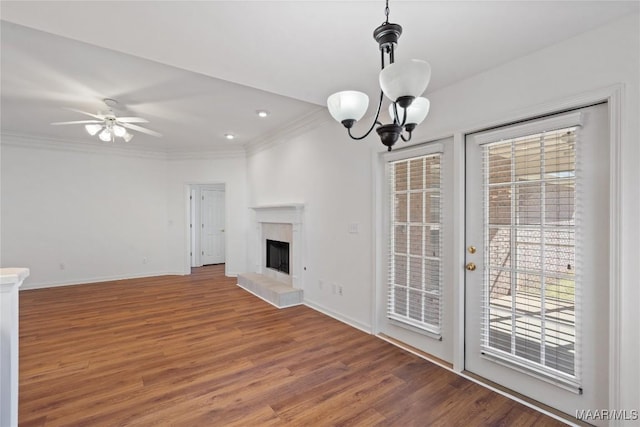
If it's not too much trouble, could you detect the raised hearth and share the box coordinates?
[237,273,303,308]
[236,204,305,309]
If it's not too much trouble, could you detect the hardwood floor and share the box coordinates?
[19,265,566,426]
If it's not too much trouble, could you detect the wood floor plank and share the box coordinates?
[19,265,567,426]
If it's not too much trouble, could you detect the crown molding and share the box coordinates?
[2,107,332,160]
[0,132,248,161]
[245,107,331,156]
[1,132,169,160]
[166,147,246,161]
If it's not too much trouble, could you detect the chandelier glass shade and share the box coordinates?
[327,0,432,151]
[327,91,370,124]
[388,96,430,128]
[379,59,431,104]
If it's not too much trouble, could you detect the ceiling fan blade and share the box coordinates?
[121,122,162,137]
[51,120,102,125]
[116,117,149,123]
[64,107,104,120]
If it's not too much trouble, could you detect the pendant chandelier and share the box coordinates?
[327,0,431,151]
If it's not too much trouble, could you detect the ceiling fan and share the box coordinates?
[51,98,162,142]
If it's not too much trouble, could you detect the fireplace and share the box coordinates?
[266,239,289,274]
[251,204,304,288]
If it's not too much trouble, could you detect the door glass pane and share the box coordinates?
[388,153,443,334]
[482,127,578,379]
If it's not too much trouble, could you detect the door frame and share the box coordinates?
[372,83,623,411]
[184,183,227,271]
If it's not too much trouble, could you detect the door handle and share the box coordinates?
[465,262,477,271]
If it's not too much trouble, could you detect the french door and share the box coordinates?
[464,104,609,420]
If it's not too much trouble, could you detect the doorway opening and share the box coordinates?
[188,184,226,268]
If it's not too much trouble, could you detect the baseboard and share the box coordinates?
[303,299,372,335]
[20,271,185,290]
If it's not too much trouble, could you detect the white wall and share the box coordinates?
[247,122,376,331]
[0,142,249,287]
[247,13,639,414]
[0,143,169,287]
[165,155,248,277]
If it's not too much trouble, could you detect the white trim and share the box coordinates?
[167,149,246,160]
[383,142,444,162]
[19,271,186,290]
[245,108,331,156]
[1,132,168,159]
[473,111,583,146]
[250,204,305,224]
[451,132,466,372]
[1,131,246,160]
[453,83,623,416]
[607,85,623,419]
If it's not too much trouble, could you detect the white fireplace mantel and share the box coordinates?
[250,203,304,224]
[250,204,304,289]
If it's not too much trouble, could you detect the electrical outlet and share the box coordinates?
[338,285,343,296]
[59,263,65,270]
[143,257,148,264]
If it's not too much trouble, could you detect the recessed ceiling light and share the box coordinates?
[256,110,269,118]
[224,133,235,140]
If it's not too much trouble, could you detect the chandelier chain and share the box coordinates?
[384,0,390,23]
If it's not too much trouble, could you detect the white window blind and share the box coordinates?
[481,126,582,391]
[388,153,443,336]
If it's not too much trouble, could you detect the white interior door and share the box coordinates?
[377,138,454,363]
[200,188,225,265]
[464,104,609,421]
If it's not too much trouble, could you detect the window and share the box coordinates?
[481,126,580,388]
[387,153,443,335]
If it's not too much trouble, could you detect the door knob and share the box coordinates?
[465,262,477,271]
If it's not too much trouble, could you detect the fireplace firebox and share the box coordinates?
[266,239,290,274]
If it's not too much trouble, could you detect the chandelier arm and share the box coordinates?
[346,90,385,141]
[391,102,409,127]
[400,129,413,142]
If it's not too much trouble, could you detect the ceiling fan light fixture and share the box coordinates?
[52,99,162,144]
[85,123,102,136]
[99,128,112,142]
[123,132,134,142]
[112,124,126,137]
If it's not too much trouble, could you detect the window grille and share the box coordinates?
[481,126,581,390]
[387,153,443,335]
